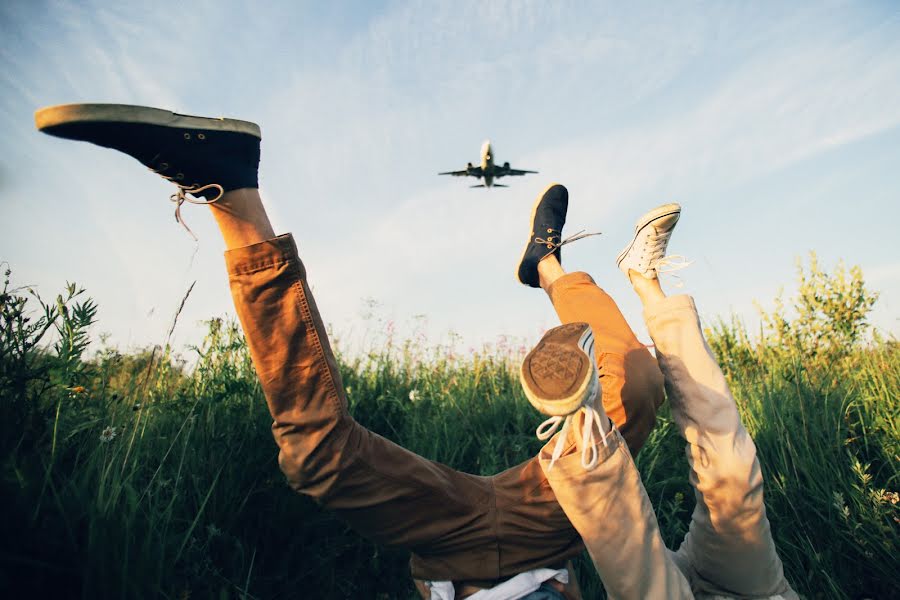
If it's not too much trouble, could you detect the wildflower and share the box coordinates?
[408,390,419,402]
[345,387,352,395]
[99,426,118,443]
[68,385,88,396]
[884,491,899,505]
[206,524,222,538]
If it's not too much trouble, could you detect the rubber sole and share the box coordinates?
[515,182,565,286]
[615,203,681,268]
[34,103,261,139]
[520,322,598,416]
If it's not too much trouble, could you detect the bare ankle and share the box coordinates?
[538,255,566,292]
[629,270,666,307]
[209,188,276,249]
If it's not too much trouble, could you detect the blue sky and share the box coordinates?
[1,0,898,357]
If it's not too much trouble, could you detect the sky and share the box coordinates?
[1,0,898,359]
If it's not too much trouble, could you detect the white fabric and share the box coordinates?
[426,580,455,600]
[427,567,568,600]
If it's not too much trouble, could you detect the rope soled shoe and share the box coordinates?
[520,322,611,471]
[616,203,688,279]
[35,103,261,238]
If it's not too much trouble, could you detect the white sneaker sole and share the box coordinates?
[35,103,261,139]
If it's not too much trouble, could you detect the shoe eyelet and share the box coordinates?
[198,133,206,140]
[159,162,169,170]
[176,173,184,180]
[184,133,191,140]
[546,244,553,249]
[547,228,552,233]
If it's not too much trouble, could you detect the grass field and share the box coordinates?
[1,260,897,599]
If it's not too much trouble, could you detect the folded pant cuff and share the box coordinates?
[642,294,697,325]
[540,427,624,479]
[224,233,302,276]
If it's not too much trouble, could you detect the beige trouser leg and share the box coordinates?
[540,430,694,599]
[543,294,799,599]
[645,295,798,599]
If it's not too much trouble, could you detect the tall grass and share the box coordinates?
[0,261,897,599]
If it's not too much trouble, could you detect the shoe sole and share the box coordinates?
[515,182,564,286]
[35,103,261,139]
[520,322,598,416]
[615,203,681,268]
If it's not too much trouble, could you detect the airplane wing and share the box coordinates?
[439,166,483,177]
[494,164,538,178]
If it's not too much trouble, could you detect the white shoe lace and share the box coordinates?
[536,377,609,472]
[636,229,692,281]
[653,254,692,285]
[168,183,224,241]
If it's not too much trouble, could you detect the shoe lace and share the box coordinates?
[644,230,692,283]
[654,254,692,276]
[169,184,224,241]
[535,229,602,260]
[149,163,225,241]
[536,395,609,472]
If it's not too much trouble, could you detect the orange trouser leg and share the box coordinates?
[547,272,665,454]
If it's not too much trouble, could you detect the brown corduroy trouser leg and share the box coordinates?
[225,235,663,583]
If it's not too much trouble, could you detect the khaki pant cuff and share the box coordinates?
[539,427,624,479]
[642,294,697,329]
[224,233,303,276]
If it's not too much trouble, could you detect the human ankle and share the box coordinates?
[538,256,566,291]
[630,270,666,307]
[210,188,275,248]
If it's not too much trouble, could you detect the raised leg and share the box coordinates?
[36,106,587,590]
[538,256,664,455]
[212,190,584,583]
[641,289,797,599]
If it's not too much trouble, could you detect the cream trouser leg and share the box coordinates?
[645,295,797,599]
[542,295,798,599]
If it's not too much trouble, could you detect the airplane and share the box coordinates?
[439,140,537,187]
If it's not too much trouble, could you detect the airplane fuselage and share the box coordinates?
[480,140,494,187]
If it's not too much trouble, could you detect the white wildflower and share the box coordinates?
[99,426,118,443]
[408,390,419,402]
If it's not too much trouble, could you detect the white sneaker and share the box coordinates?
[520,322,611,471]
[616,203,683,279]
